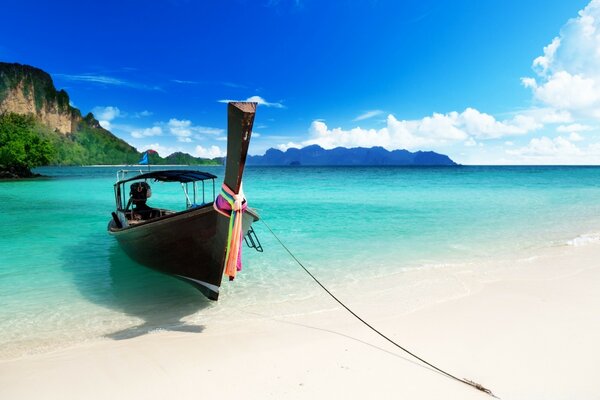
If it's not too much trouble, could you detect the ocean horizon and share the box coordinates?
[2,165,600,359]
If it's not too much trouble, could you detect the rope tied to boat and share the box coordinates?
[214,183,247,280]
[261,219,499,399]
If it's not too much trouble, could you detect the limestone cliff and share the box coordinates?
[0,62,80,134]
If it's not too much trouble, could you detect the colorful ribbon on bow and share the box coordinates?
[213,183,247,280]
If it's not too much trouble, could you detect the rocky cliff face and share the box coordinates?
[0,62,80,134]
[0,62,143,167]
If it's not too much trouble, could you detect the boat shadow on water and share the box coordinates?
[61,233,210,340]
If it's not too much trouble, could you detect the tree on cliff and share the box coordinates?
[0,113,54,176]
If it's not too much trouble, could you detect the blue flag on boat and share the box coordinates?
[138,149,158,165]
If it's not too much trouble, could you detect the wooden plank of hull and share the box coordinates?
[109,205,257,300]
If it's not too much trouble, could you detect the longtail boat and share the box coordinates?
[107,102,261,300]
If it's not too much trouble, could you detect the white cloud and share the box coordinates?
[353,110,384,121]
[194,127,224,135]
[458,108,541,138]
[131,126,162,139]
[168,118,193,142]
[556,123,594,132]
[55,74,161,91]
[507,136,581,157]
[521,108,573,124]
[218,95,284,108]
[166,118,224,142]
[172,79,199,84]
[134,110,153,118]
[529,71,599,110]
[532,37,561,76]
[295,108,540,151]
[92,106,121,130]
[569,132,585,141]
[464,137,477,147]
[501,134,600,164]
[277,142,302,151]
[194,145,224,159]
[522,0,600,118]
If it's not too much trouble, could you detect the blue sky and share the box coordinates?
[2,0,599,164]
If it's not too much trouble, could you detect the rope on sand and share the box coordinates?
[261,219,499,399]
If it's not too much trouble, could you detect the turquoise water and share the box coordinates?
[2,166,600,358]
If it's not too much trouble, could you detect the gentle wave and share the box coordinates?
[567,232,600,247]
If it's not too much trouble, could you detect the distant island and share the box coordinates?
[0,62,456,178]
[247,145,456,166]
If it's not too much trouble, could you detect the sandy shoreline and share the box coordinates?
[1,242,599,399]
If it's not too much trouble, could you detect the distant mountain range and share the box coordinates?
[247,145,456,166]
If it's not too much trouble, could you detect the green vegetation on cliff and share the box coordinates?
[152,151,221,166]
[0,111,140,166]
[35,114,141,165]
[0,113,54,173]
[0,110,221,168]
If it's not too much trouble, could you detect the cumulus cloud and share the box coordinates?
[291,108,540,151]
[501,135,600,164]
[569,132,585,141]
[194,127,224,135]
[134,110,153,118]
[464,137,478,147]
[520,108,573,124]
[168,118,193,142]
[277,142,302,151]
[218,95,284,108]
[92,106,120,129]
[131,126,162,139]
[522,0,600,119]
[556,123,594,133]
[194,145,224,159]
[507,136,581,157]
[96,107,120,121]
[166,118,224,142]
[532,37,561,76]
[526,71,600,110]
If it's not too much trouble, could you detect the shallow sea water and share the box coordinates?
[2,165,600,358]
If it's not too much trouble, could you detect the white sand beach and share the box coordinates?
[1,242,599,400]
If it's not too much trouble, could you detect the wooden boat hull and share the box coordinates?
[108,203,258,300]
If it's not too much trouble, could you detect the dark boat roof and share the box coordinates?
[117,169,218,184]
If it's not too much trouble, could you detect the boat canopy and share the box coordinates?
[116,169,218,185]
